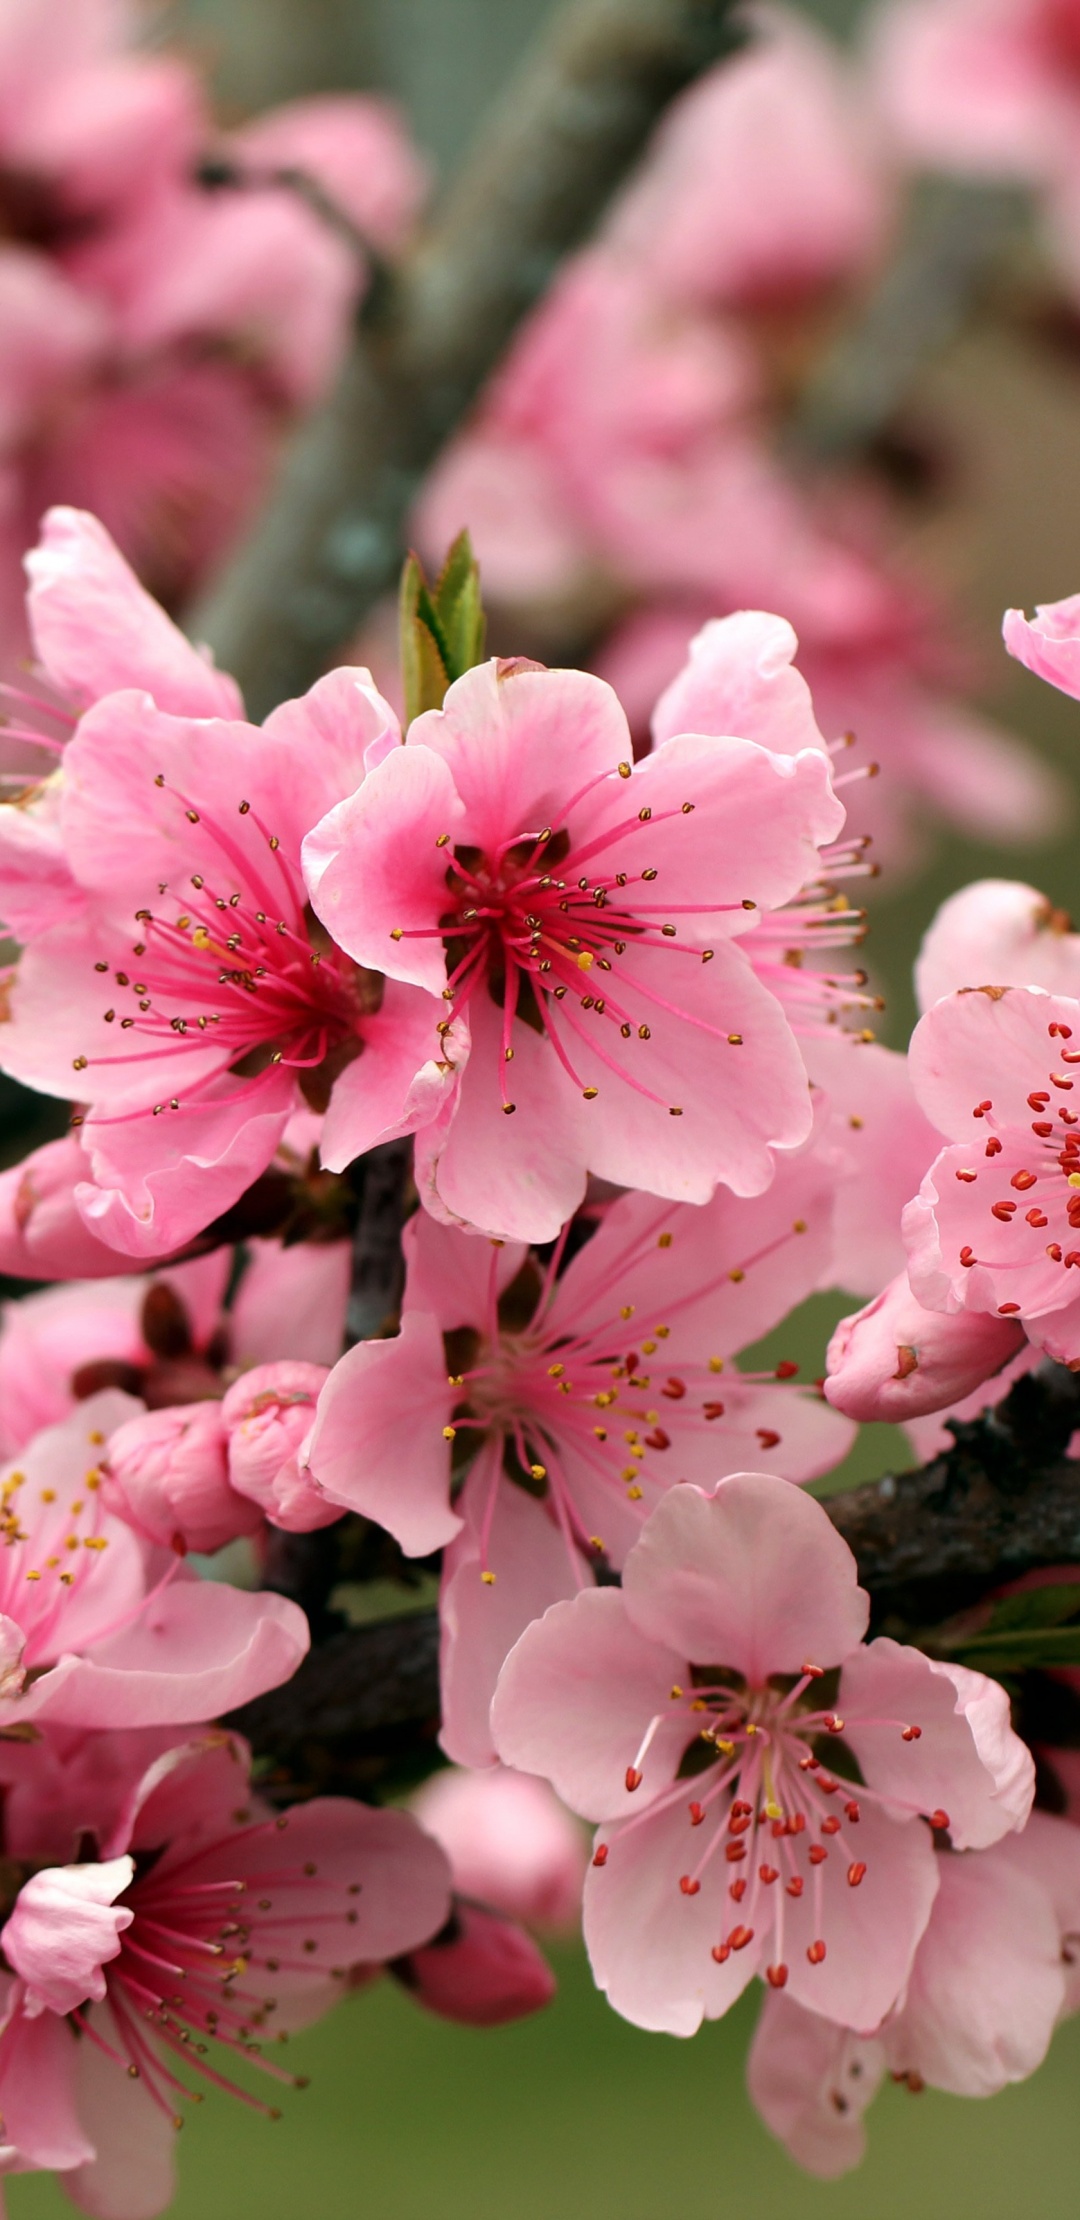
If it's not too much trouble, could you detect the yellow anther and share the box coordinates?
[716,1739,736,1758]
[548,1363,565,1378]
[792,1219,807,1234]
[627,1484,643,1500]
[589,1536,604,1552]
[593,1426,607,1440]
[709,1357,724,1374]
[764,1799,783,1822]
[442,1426,457,1442]
[481,1570,496,1585]
[25,1570,40,1582]
[641,1340,657,1354]
[577,951,594,971]
[670,1685,684,1700]
[41,1489,55,1504]
[529,1464,547,1481]
[690,1699,707,1713]
[658,1233,673,1249]
[84,1536,108,1551]
[729,1268,745,1284]
[619,1304,635,1320]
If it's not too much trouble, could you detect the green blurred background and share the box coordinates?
[13,0,1080,2209]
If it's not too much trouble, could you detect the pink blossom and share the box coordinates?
[102,1400,247,1559]
[824,1270,1027,1423]
[903,984,1080,1361]
[390,1899,556,2027]
[0,651,453,1256]
[1005,590,1080,702]
[304,655,842,1241]
[220,1360,337,1533]
[0,0,202,224]
[410,1767,587,1931]
[491,1472,1033,2037]
[0,1394,308,1730]
[0,1136,151,1283]
[916,878,1080,1011]
[230,94,428,256]
[607,6,891,315]
[748,1808,1080,2174]
[809,1032,943,1299]
[0,1730,451,2213]
[304,1142,854,1765]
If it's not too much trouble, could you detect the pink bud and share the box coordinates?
[104,1401,259,1554]
[222,1360,340,1533]
[0,1137,149,1281]
[824,1272,1026,1424]
[392,1899,557,2026]
[410,1767,586,1932]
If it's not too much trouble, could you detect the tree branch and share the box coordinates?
[192,0,743,718]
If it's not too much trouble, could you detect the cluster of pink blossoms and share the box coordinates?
[0,497,1075,2202]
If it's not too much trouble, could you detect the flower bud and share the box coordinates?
[824,1272,1026,1424]
[0,1137,144,1281]
[391,1899,557,2026]
[222,1360,340,1532]
[410,1767,586,1932]
[104,1401,258,1554]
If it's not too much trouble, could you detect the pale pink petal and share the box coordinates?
[66,2004,177,2220]
[400,1208,527,1334]
[74,1072,296,1261]
[810,1034,942,1299]
[0,2004,93,2172]
[319,982,452,1173]
[917,880,1080,1012]
[25,508,242,717]
[779,1801,939,2029]
[583,1790,763,2035]
[825,1272,1026,1423]
[103,1402,256,1557]
[415,991,589,1242]
[490,1586,687,1822]
[408,661,632,856]
[409,1767,586,1930]
[747,1993,884,2180]
[302,742,464,995]
[904,1136,1080,1325]
[0,774,86,942]
[303,1311,460,1555]
[908,983,1080,1143]
[0,1139,148,1283]
[439,1456,582,1769]
[259,665,400,832]
[15,1582,309,1730]
[841,1639,1034,1849]
[651,612,829,758]
[993,1808,1080,2012]
[620,1475,868,1683]
[3,1859,134,2016]
[1005,593,1080,703]
[230,1238,351,1367]
[902,1341,1040,1462]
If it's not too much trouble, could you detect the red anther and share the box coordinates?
[818,1776,839,1794]
[960,1247,976,1267]
[1065,1050,1080,1064]
[729,1878,747,1903]
[730,1925,755,1951]
[806,1941,827,1966]
[798,1754,820,1771]
[661,1377,687,1400]
[624,1353,639,1375]
[758,1865,779,1885]
[801,1663,825,1679]
[703,1401,726,1420]
[999,1301,1022,1312]
[775,1361,799,1379]
[901,1725,922,1741]
[689,1802,705,1827]
[625,1767,643,1791]
[823,1713,844,1732]
[847,1862,867,1888]
[711,1942,731,1964]
[820,1816,841,1836]
[756,1429,781,1450]
[930,1809,950,1832]
[972,1102,992,1117]
[1032,1121,1054,1137]
[955,1169,977,1182]
[725,1841,747,1863]
[786,1877,804,1898]
[644,1428,671,1451]
[1050,1024,1074,1039]
[1011,1170,1037,1190]
[1027,1210,1049,1227]
[592,1844,609,1867]
[1029,1093,1051,1109]
[1065,1110,1080,1125]
[1048,1243,1064,1262]
[991,1201,1016,1221]
[844,1801,861,1824]
[771,1819,787,1839]
[1067,1253,1080,1269]
[728,1811,751,1836]
[731,1800,753,1818]
[765,1963,789,1989]
[808,1845,828,1865]
[984,1137,1002,1157]
[679,1874,700,1896]
[790,1812,806,1834]
[1053,1075,1075,1090]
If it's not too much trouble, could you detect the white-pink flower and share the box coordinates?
[304,1141,853,1763]
[303,655,843,1241]
[491,1472,1033,2036]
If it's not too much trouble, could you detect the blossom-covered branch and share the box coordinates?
[193,0,744,716]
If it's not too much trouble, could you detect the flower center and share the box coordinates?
[951,1013,1080,1304]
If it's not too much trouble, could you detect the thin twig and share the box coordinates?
[192,0,743,717]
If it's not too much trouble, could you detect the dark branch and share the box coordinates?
[192,0,743,717]
[229,1364,1080,1796]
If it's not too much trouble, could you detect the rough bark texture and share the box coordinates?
[192,0,743,717]
[228,1364,1080,1796]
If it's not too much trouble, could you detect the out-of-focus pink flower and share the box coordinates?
[809,1032,943,1299]
[609,5,891,315]
[410,1767,587,1932]
[304,1143,853,1764]
[0,1394,308,1730]
[492,1472,1033,2036]
[1005,590,1080,701]
[916,879,1080,1011]
[903,984,1080,1362]
[824,1269,1026,1423]
[0,524,454,1257]
[748,1808,1080,2174]
[0,1730,450,2214]
[391,1899,556,2027]
[230,94,429,256]
[304,655,842,1242]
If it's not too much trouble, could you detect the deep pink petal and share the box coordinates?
[303,1312,460,1555]
[302,742,463,994]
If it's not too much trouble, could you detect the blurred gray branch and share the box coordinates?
[192,0,743,717]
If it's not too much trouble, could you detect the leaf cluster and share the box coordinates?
[399,532,487,725]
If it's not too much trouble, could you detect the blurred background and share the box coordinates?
[8,0,1080,2208]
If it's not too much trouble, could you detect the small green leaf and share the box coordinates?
[398,534,487,726]
[943,1583,1080,1671]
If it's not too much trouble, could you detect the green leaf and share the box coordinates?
[398,534,487,726]
[944,1582,1080,1672]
